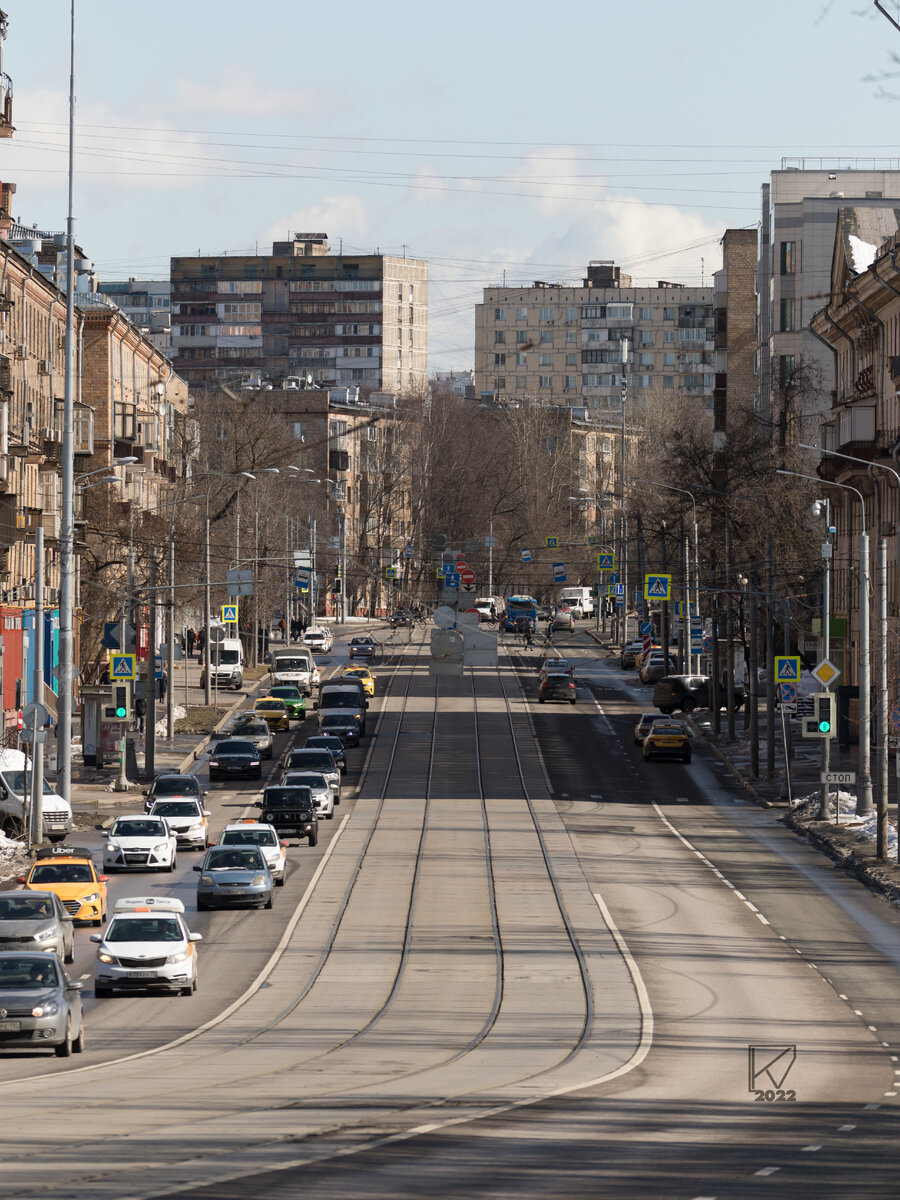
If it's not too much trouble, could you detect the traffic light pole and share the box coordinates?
[114,600,130,792]
[877,534,889,857]
[819,511,832,820]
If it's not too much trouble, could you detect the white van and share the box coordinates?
[558,587,594,619]
[269,647,317,695]
[0,748,73,843]
[201,637,244,690]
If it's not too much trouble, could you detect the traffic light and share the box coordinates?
[103,682,131,722]
[802,691,835,739]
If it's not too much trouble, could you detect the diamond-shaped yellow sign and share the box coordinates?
[811,658,840,687]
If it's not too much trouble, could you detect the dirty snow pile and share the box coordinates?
[0,830,28,879]
[155,705,186,737]
[791,788,899,856]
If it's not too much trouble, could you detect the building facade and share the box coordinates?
[712,229,758,486]
[474,262,715,412]
[98,279,171,353]
[170,235,428,394]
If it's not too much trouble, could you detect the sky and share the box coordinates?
[3,0,900,371]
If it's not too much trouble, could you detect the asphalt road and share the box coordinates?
[0,625,898,1199]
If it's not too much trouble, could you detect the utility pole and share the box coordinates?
[145,557,157,781]
[619,341,629,648]
[29,526,44,846]
[819,500,833,820]
[877,533,889,856]
[725,520,736,742]
[204,510,211,705]
[858,527,874,815]
[167,524,175,741]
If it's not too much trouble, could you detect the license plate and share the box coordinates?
[227,889,247,895]
[127,971,158,978]
[0,1020,21,1031]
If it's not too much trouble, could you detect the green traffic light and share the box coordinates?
[818,720,831,733]
[115,706,127,718]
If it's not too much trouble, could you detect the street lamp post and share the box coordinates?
[634,479,701,669]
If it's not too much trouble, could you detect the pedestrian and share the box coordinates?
[186,627,196,658]
[196,628,205,657]
[134,696,146,734]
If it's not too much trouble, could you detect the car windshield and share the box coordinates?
[283,772,327,789]
[30,863,93,884]
[105,917,183,943]
[151,801,200,818]
[221,829,278,847]
[653,726,685,736]
[351,638,373,646]
[0,958,60,988]
[235,721,269,736]
[272,658,307,671]
[264,787,313,808]
[206,849,264,870]
[321,714,353,727]
[151,777,200,797]
[212,648,240,665]
[320,694,360,709]
[305,738,342,755]
[2,772,58,796]
[0,896,53,920]
[288,751,333,770]
[270,688,301,699]
[256,699,286,711]
[216,741,255,755]
[111,819,167,838]
[343,670,366,679]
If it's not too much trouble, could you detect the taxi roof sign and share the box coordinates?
[35,845,93,860]
[114,896,185,914]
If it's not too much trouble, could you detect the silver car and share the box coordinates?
[193,847,273,910]
[229,718,274,760]
[282,748,341,803]
[0,951,85,1056]
[282,770,334,819]
[0,892,74,964]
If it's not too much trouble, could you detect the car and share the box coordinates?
[282,770,334,819]
[267,686,307,720]
[536,605,552,623]
[303,626,333,652]
[551,610,575,632]
[634,712,678,744]
[639,653,679,685]
[207,738,263,781]
[620,639,644,670]
[0,951,84,1056]
[349,636,376,659]
[538,657,572,680]
[0,891,74,964]
[218,821,287,885]
[538,673,577,704]
[341,666,375,697]
[147,799,210,851]
[318,712,361,746]
[653,674,746,715]
[303,734,346,775]
[389,609,412,629]
[251,697,291,731]
[642,722,692,763]
[91,897,201,997]
[194,846,274,910]
[143,773,206,814]
[102,814,178,873]
[283,747,341,801]
[229,717,274,760]
[18,846,108,926]
[255,786,319,845]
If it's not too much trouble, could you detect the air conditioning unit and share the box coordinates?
[37,360,50,375]
[14,344,26,360]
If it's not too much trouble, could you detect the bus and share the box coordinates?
[503,594,538,632]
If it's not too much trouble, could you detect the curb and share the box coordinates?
[175,691,249,774]
[783,807,900,908]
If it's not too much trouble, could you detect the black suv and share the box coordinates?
[256,785,318,845]
[653,674,745,715]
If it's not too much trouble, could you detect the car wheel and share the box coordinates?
[538,696,545,703]
[73,1022,85,1054]
[255,769,262,779]
[196,901,208,912]
[265,748,273,759]
[168,857,177,872]
[64,942,74,965]
[181,983,194,997]
[276,874,285,887]
[327,811,334,820]
[94,985,113,998]
[308,833,318,847]
[48,835,66,845]
[264,894,274,909]
[570,697,577,705]
[680,698,696,713]
[683,753,692,763]
[660,706,674,715]
[92,917,101,928]
[54,1020,73,1057]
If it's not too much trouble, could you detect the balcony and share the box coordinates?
[0,180,14,233]
[837,403,876,451]
[0,73,13,137]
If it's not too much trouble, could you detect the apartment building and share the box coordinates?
[759,164,900,434]
[170,234,428,394]
[474,262,716,411]
[98,278,171,353]
[712,229,758,486]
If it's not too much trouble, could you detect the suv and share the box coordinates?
[256,786,319,845]
[653,674,745,715]
[620,639,644,670]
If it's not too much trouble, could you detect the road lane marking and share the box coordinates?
[754,1167,780,1177]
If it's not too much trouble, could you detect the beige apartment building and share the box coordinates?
[474,262,716,412]
[171,234,428,395]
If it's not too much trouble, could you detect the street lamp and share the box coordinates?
[634,478,701,670]
[777,468,873,818]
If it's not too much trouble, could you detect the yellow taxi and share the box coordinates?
[642,721,692,764]
[19,846,109,925]
[251,696,291,731]
[341,665,375,697]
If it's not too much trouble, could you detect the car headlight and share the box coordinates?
[251,874,267,887]
[106,843,118,853]
[34,928,56,942]
[153,841,170,853]
[82,892,100,904]
[199,874,215,886]
[97,952,116,964]
[31,1002,59,1017]
[187,823,204,834]
[167,949,190,964]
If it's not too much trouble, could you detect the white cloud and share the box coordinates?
[259,195,372,247]
[167,76,328,121]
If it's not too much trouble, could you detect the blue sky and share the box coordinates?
[3,0,900,369]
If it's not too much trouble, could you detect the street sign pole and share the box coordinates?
[30,526,44,848]
[820,517,832,820]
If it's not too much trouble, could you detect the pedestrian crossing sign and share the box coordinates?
[221,604,238,624]
[110,654,136,680]
[774,655,801,682]
[545,536,559,548]
[385,566,398,579]
[596,553,616,570]
[644,574,672,600]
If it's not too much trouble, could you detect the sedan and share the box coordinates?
[0,952,84,1056]
[639,653,678,685]
[282,770,334,819]
[538,673,577,704]
[349,636,376,659]
[551,610,575,632]
[143,773,206,814]
[318,712,361,746]
[229,717,274,760]
[251,697,291,731]
[147,799,210,851]
[303,734,346,775]
[633,712,691,745]
[208,738,262,781]
[341,666,375,697]
[267,686,307,720]
[218,822,287,885]
[642,722,692,763]
[620,640,644,670]
[102,815,178,873]
[91,897,201,997]
[194,847,274,910]
[0,892,74,964]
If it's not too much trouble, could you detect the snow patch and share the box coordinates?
[791,788,899,855]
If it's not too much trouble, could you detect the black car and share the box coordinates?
[538,673,577,704]
[303,734,346,774]
[653,674,745,715]
[389,610,412,628]
[143,773,206,813]
[208,738,262,781]
[318,712,361,746]
[255,786,319,845]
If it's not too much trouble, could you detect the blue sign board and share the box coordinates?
[404,544,414,558]
[596,553,615,570]
[552,562,567,583]
[445,571,461,587]
[608,573,619,585]
[639,621,653,636]
[615,584,625,596]
[521,549,532,563]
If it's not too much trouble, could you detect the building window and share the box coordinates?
[494,307,506,321]
[663,376,675,390]
[637,330,653,346]
[663,330,675,343]
[565,307,577,322]
[540,307,554,322]
[663,306,675,321]
[563,375,578,391]
[495,377,506,391]
[494,331,506,344]
[539,353,554,367]
[516,352,527,366]
[516,307,528,321]
[539,375,553,389]
[494,353,506,366]
[778,354,796,388]
[516,331,529,344]
[638,352,653,367]
[292,422,308,440]
[566,353,577,366]
[538,330,552,344]
[606,303,633,320]
[566,329,576,343]
[636,374,652,389]
[516,376,526,389]
[679,327,706,342]
[779,298,796,332]
[663,353,676,366]
[780,241,796,276]
[638,307,653,321]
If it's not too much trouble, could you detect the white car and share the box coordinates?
[91,897,201,997]
[103,815,178,873]
[303,626,333,653]
[281,770,334,820]
[217,821,287,885]
[147,798,210,851]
